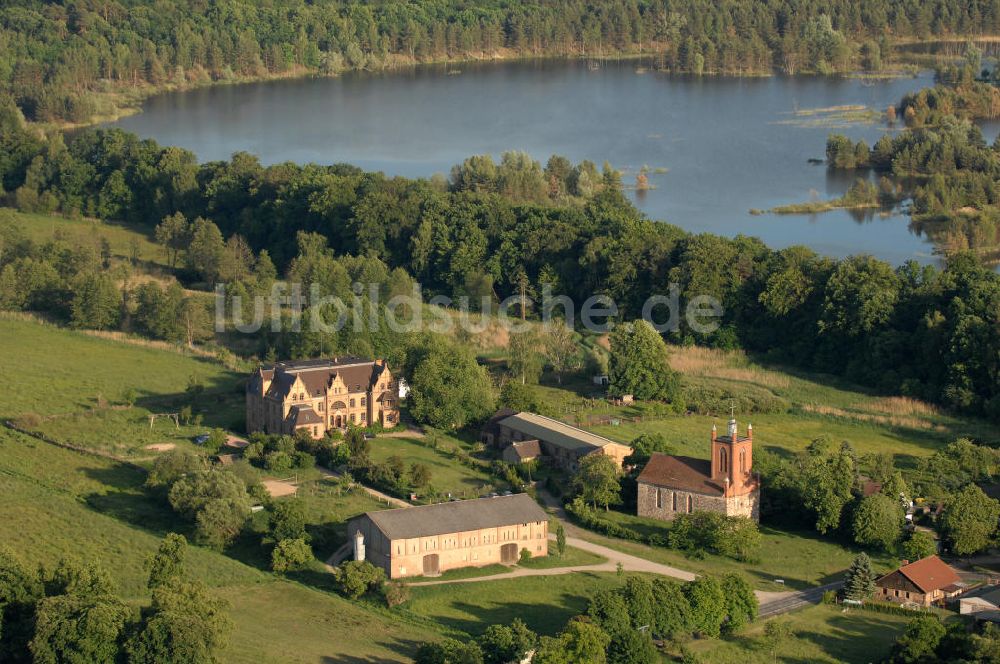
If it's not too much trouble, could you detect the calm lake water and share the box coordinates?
[110,59,998,265]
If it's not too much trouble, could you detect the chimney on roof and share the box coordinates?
[901,559,910,567]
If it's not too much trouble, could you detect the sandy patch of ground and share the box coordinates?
[225,435,249,449]
[144,443,176,452]
[263,479,298,498]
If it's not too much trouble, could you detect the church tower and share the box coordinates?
[710,412,754,496]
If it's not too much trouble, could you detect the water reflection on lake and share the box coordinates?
[109,59,999,266]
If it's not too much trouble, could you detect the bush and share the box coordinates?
[271,538,312,573]
[519,548,532,564]
[682,383,788,415]
[669,512,761,563]
[333,561,385,600]
[292,450,315,469]
[382,581,410,608]
[264,451,293,473]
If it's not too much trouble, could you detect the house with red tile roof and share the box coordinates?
[875,555,964,607]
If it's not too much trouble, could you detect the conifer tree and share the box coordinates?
[844,552,876,602]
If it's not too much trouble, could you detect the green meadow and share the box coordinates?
[0,316,242,419]
[404,571,632,637]
[368,435,500,498]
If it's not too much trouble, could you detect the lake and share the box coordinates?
[109,59,997,265]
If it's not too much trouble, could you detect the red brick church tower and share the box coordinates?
[634,411,761,523]
[711,411,755,498]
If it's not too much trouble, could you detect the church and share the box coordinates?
[635,416,760,522]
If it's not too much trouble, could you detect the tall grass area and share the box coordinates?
[0,316,241,417]
[533,341,995,464]
[4,208,164,268]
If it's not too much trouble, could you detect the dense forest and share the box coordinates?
[4,0,1000,123]
[0,97,998,423]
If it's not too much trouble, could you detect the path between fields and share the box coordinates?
[406,532,797,609]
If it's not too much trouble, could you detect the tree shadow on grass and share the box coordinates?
[322,637,425,663]
[286,566,340,593]
[793,612,906,663]
[82,466,182,534]
[410,587,593,638]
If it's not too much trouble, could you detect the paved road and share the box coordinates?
[757,582,841,618]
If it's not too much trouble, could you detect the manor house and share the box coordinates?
[246,357,398,438]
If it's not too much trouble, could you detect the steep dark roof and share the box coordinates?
[261,357,386,400]
[508,440,542,460]
[289,405,322,426]
[356,494,547,540]
[636,452,725,496]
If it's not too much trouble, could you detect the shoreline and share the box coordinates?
[44,49,940,134]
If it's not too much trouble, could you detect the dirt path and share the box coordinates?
[379,427,426,439]
[408,532,697,588]
[316,465,411,509]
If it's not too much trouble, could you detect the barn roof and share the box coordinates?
[355,494,547,541]
[498,412,625,453]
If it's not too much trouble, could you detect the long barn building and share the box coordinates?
[347,494,549,579]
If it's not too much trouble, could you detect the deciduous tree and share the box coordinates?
[573,454,621,510]
[852,493,905,551]
[608,320,680,402]
[940,484,1000,555]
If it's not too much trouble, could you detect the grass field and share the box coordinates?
[0,317,444,661]
[0,427,432,662]
[0,316,242,420]
[369,436,499,498]
[403,571,637,637]
[536,343,996,467]
[294,480,390,559]
[684,604,913,664]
